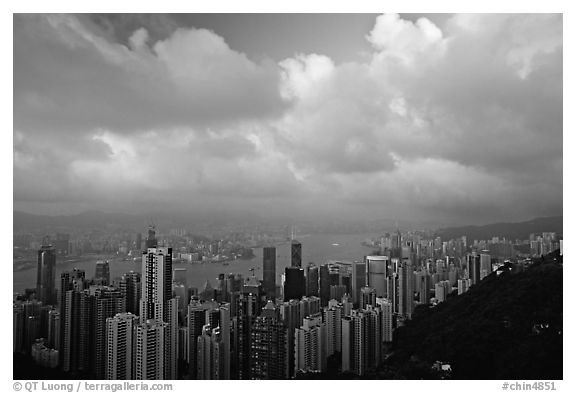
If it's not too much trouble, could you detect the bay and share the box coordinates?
[13,232,380,294]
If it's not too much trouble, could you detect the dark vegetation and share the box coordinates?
[374,250,563,379]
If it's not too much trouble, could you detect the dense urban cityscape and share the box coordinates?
[13,220,563,379]
[13,12,563,383]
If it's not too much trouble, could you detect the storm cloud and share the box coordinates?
[13,13,562,225]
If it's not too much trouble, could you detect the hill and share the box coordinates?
[434,216,562,241]
[375,250,563,379]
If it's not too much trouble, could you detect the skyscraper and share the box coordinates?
[360,286,376,310]
[467,253,481,285]
[250,301,289,379]
[263,247,276,300]
[376,297,393,343]
[341,308,381,376]
[480,252,492,280]
[305,263,319,298]
[291,240,302,268]
[145,226,158,249]
[37,244,56,305]
[140,247,173,322]
[416,270,431,304]
[59,269,87,372]
[120,271,141,316]
[196,325,225,379]
[398,261,414,319]
[134,320,166,380]
[366,255,389,298]
[235,276,266,379]
[91,286,126,378]
[106,312,138,380]
[94,260,110,286]
[294,313,326,376]
[324,301,343,356]
[219,304,231,379]
[47,310,60,352]
[319,264,331,306]
[187,299,208,379]
[140,242,177,379]
[284,267,305,301]
[351,260,366,307]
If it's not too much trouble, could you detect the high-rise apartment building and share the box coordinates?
[341,307,381,376]
[376,297,393,343]
[140,241,177,379]
[305,263,319,297]
[106,312,138,380]
[120,271,141,316]
[294,313,326,376]
[398,261,414,319]
[37,244,56,306]
[91,286,125,378]
[360,286,376,310]
[250,301,289,379]
[134,320,166,380]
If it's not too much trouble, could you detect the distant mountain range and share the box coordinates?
[434,216,562,241]
[13,210,562,240]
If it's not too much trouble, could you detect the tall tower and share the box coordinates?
[94,260,110,286]
[219,304,231,379]
[324,302,343,356]
[134,320,166,380]
[284,266,305,301]
[106,312,138,380]
[360,286,377,310]
[59,269,88,372]
[236,276,265,379]
[37,244,56,305]
[291,240,302,268]
[120,271,141,315]
[187,299,208,379]
[376,297,393,343]
[365,256,389,298]
[341,308,381,376]
[47,310,60,351]
[305,263,319,297]
[263,247,276,300]
[250,301,289,379]
[398,261,414,319]
[351,260,366,307]
[145,225,158,249]
[294,313,326,375]
[319,264,330,306]
[140,247,172,322]
[92,286,126,379]
[140,239,177,379]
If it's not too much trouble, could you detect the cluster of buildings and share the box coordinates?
[14,226,562,380]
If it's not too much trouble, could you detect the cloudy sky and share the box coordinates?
[13,13,562,225]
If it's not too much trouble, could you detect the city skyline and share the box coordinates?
[13,13,562,225]
[11,10,564,384]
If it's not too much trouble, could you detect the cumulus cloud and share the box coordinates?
[13,14,562,225]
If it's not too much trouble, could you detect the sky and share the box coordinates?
[13,13,563,226]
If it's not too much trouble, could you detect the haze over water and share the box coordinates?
[13,232,379,294]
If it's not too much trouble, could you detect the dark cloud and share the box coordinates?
[13,14,562,225]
